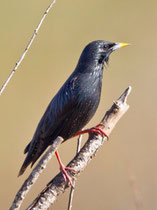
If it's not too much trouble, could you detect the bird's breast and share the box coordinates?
[69,71,103,116]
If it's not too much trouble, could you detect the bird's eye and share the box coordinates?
[103,45,108,49]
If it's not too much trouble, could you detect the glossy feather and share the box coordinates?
[18,40,118,176]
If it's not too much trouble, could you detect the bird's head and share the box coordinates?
[78,40,129,69]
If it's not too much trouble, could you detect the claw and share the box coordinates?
[73,123,109,140]
[64,167,77,173]
[93,127,109,140]
[60,164,74,187]
[62,172,67,182]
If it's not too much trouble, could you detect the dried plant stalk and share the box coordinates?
[0,0,56,95]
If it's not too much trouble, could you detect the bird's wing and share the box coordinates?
[34,86,76,141]
[19,82,77,176]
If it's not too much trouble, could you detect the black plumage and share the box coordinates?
[19,40,128,176]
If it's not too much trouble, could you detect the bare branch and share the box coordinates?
[0,0,56,96]
[27,86,132,209]
[67,134,82,210]
[10,137,63,210]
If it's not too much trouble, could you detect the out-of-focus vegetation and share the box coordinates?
[0,0,157,209]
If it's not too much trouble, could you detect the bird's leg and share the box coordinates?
[55,151,76,188]
[73,123,109,140]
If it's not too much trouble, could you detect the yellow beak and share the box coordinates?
[118,43,130,48]
[112,42,130,51]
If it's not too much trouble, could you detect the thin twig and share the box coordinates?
[10,136,63,210]
[67,134,82,210]
[0,0,56,96]
[27,86,132,209]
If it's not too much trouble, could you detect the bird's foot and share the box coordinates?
[92,123,109,140]
[59,163,76,188]
[74,123,109,140]
[55,151,76,188]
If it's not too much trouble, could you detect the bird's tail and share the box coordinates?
[18,156,32,176]
[18,142,33,176]
[18,140,49,177]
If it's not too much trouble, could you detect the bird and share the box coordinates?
[18,40,129,185]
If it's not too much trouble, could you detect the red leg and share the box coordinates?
[55,151,76,188]
[73,123,109,140]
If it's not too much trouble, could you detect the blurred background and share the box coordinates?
[0,0,157,209]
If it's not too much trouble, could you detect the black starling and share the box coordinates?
[18,40,128,184]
